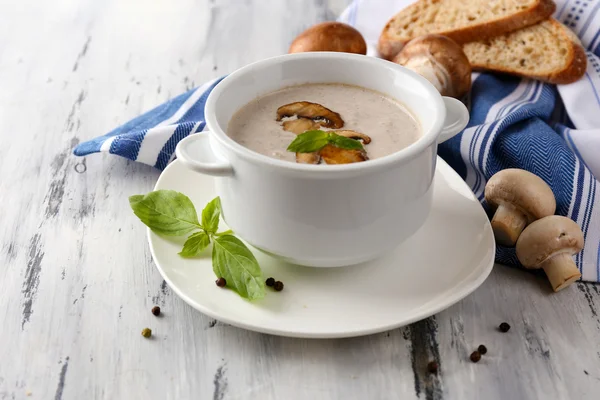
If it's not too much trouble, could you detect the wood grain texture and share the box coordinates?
[0,0,599,399]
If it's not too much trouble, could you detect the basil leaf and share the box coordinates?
[287,130,330,153]
[179,231,211,257]
[129,190,201,236]
[201,196,221,234]
[329,134,365,150]
[129,194,144,205]
[212,235,265,300]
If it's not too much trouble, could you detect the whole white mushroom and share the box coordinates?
[485,169,556,247]
[516,215,584,292]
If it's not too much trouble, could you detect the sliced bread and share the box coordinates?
[463,19,587,84]
[378,0,556,60]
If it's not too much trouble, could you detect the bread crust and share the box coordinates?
[466,19,587,84]
[378,0,556,60]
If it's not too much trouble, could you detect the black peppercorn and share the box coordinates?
[478,345,487,355]
[151,306,161,316]
[470,351,481,363]
[427,361,438,374]
[499,322,511,333]
[216,277,226,287]
[273,281,284,291]
[265,277,275,287]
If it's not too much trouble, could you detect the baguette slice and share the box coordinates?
[378,0,556,60]
[463,19,587,84]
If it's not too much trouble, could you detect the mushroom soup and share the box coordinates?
[226,83,421,164]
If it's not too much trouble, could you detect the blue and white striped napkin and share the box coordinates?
[74,0,600,282]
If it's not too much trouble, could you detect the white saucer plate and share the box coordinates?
[149,158,495,338]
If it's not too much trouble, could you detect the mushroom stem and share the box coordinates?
[491,204,528,247]
[541,253,581,292]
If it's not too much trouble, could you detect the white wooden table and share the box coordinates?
[2,1,600,399]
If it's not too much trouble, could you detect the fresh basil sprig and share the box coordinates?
[180,231,211,257]
[129,191,265,300]
[212,235,264,299]
[201,196,221,234]
[287,130,364,153]
[129,191,201,236]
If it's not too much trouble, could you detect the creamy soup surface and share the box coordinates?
[227,83,421,163]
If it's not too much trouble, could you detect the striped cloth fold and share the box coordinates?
[74,77,224,170]
[74,0,600,282]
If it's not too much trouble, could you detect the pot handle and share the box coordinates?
[175,132,234,176]
[438,97,470,143]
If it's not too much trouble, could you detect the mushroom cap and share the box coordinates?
[485,169,556,222]
[516,216,584,268]
[277,101,344,129]
[392,34,471,99]
[289,22,367,55]
[320,144,368,164]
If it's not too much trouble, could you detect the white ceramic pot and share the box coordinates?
[176,52,469,267]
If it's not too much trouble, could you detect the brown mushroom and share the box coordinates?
[276,104,371,165]
[289,22,367,55]
[280,119,321,164]
[319,130,371,164]
[296,152,321,164]
[320,145,368,164]
[282,118,321,135]
[333,130,372,144]
[484,169,556,247]
[516,216,583,292]
[277,101,344,129]
[393,35,472,99]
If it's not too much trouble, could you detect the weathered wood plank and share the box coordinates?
[437,267,600,400]
[1,0,600,399]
